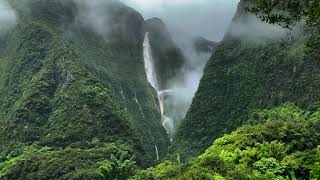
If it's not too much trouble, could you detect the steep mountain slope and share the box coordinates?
[173,0,320,159]
[62,2,170,161]
[0,1,187,177]
[0,22,137,146]
[0,19,143,179]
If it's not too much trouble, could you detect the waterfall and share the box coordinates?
[143,32,159,91]
[158,89,175,96]
[155,145,159,161]
[143,32,163,117]
[143,32,175,140]
[134,91,146,119]
[163,115,174,141]
[120,85,128,113]
[143,32,164,116]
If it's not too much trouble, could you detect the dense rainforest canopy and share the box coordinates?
[134,104,320,179]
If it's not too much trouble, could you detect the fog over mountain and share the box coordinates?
[0,0,17,35]
[121,0,239,41]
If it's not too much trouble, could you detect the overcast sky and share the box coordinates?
[121,0,240,41]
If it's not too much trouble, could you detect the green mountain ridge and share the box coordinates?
[0,20,143,178]
[173,0,320,160]
[0,0,185,178]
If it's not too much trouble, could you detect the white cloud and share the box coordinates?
[122,0,209,9]
[120,0,239,41]
[121,0,235,8]
[0,0,17,35]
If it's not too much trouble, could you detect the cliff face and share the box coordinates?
[173,0,320,159]
[145,18,185,90]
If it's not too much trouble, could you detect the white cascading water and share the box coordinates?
[158,89,175,96]
[143,32,159,91]
[155,145,159,161]
[134,91,146,119]
[120,85,128,113]
[143,32,174,140]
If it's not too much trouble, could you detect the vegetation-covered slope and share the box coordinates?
[173,0,320,159]
[0,21,137,146]
[64,5,170,162]
[134,104,320,179]
[1,0,319,178]
[0,20,143,179]
[18,0,174,162]
[0,0,182,178]
[1,144,138,180]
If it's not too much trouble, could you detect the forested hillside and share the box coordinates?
[0,0,184,178]
[173,0,320,159]
[134,104,320,179]
[0,19,142,180]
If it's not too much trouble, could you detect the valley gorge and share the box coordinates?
[0,0,319,179]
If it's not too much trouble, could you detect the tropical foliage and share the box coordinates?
[134,105,320,179]
[0,144,137,179]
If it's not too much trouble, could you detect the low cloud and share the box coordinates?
[71,0,113,38]
[0,0,17,35]
[228,15,288,44]
[121,0,239,41]
[164,34,213,134]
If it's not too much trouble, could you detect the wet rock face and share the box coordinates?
[144,17,185,90]
[144,18,176,50]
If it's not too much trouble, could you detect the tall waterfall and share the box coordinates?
[143,32,174,140]
[143,32,159,91]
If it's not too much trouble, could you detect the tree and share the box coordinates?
[247,0,320,47]
[99,151,136,180]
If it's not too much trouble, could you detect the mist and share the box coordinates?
[71,0,113,38]
[164,34,213,132]
[121,0,239,41]
[118,0,239,134]
[228,15,289,44]
[0,0,17,36]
